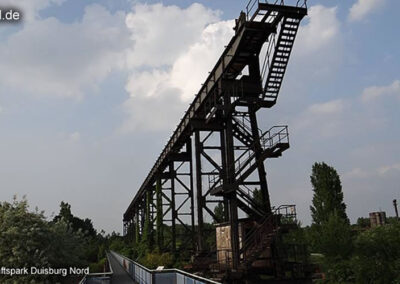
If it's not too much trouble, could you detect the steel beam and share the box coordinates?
[194,131,205,252]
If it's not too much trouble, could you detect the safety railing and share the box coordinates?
[110,251,221,284]
[272,204,296,223]
[246,0,307,19]
[240,205,297,255]
[260,125,289,149]
[79,258,113,284]
[234,125,288,178]
[207,125,288,192]
[213,248,233,271]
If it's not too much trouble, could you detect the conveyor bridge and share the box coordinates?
[123,0,307,278]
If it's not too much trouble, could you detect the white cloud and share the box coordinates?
[68,132,81,142]
[289,5,342,81]
[296,5,340,56]
[349,0,385,22]
[123,4,342,132]
[307,99,345,115]
[378,163,400,176]
[1,0,65,21]
[362,80,400,102]
[121,83,185,132]
[344,168,370,179]
[122,3,234,131]
[342,163,400,179]
[0,4,129,98]
[169,20,234,101]
[293,99,348,137]
[125,3,220,68]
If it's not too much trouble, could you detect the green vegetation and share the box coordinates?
[0,196,135,283]
[306,162,400,283]
[214,201,225,223]
[0,197,88,283]
[310,162,348,225]
[352,222,400,283]
[1,161,399,283]
[156,179,163,250]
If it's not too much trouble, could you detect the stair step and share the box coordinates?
[283,22,299,27]
[282,30,297,35]
[284,20,300,25]
[275,55,289,59]
[272,62,287,67]
[267,80,282,84]
[277,43,294,48]
[283,26,298,32]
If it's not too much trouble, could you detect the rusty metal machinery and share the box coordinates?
[124,0,308,280]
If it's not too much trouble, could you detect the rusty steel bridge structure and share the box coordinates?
[124,0,308,281]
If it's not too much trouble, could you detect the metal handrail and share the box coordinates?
[245,0,284,20]
[208,125,288,193]
[235,125,288,175]
[241,205,296,254]
[79,253,114,284]
[208,125,288,190]
[246,0,307,19]
[110,251,221,284]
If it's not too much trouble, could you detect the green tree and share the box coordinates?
[53,201,96,237]
[352,221,400,283]
[310,162,348,225]
[308,163,354,282]
[252,188,264,210]
[0,197,88,283]
[135,219,140,245]
[0,197,50,283]
[47,219,88,268]
[318,213,353,260]
[214,202,225,223]
[356,217,370,228]
[142,190,153,251]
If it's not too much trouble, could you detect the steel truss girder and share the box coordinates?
[152,141,196,254]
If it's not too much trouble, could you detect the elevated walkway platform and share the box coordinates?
[107,252,135,284]
[108,251,220,284]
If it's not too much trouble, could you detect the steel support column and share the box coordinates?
[249,106,272,214]
[187,140,196,251]
[222,83,240,270]
[195,131,205,252]
[169,161,176,255]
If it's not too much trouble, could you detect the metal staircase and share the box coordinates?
[233,125,289,184]
[236,186,266,218]
[232,117,254,147]
[239,205,299,272]
[244,0,307,107]
[262,16,301,105]
[209,125,289,197]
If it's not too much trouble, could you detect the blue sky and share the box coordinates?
[0,0,399,233]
